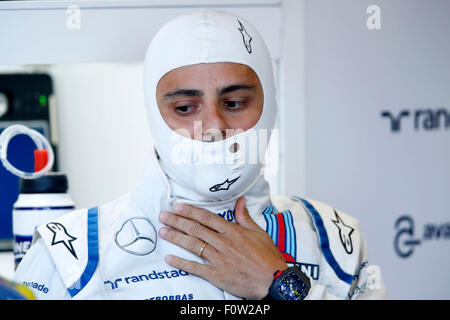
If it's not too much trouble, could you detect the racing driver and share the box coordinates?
[14,9,386,300]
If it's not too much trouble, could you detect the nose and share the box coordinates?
[201,101,228,142]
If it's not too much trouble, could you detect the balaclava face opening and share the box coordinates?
[143,9,277,205]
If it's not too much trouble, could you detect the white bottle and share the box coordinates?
[12,173,75,269]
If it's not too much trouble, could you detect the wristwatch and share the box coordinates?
[263,266,311,300]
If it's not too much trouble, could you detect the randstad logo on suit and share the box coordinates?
[104,269,189,290]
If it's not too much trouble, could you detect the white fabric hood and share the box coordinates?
[134,9,277,220]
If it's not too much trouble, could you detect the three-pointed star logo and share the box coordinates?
[332,210,355,254]
[46,222,78,259]
[237,19,252,54]
[114,217,157,256]
[209,176,240,192]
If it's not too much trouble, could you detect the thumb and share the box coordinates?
[234,197,260,231]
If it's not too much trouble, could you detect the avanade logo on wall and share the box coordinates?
[381,107,450,133]
[394,215,450,258]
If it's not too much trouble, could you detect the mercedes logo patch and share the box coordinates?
[114,217,157,256]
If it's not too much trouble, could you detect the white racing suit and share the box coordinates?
[14,174,386,300]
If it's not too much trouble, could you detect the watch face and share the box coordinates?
[276,268,310,300]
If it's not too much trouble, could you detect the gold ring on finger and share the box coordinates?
[198,241,208,257]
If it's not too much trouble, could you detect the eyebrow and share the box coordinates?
[163,84,255,100]
[163,89,203,100]
[218,84,255,95]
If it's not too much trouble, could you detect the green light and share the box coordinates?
[38,95,47,106]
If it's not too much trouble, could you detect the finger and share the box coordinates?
[159,227,218,261]
[172,204,230,234]
[234,197,261,231]
[165,254,213,280]
[159,211,225,249]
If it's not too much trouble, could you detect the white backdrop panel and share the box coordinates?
[305,0,450,299]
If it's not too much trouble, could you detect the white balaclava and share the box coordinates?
[141,9,277,218]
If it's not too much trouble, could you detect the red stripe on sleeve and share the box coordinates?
[276,214,286,253]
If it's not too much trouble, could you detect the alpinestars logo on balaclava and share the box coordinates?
[209,176,240,192]
[237,19,252,54]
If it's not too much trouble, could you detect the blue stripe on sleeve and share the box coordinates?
[294,197,353,285]
[67,206,99,297]
[271,214,278,247]
[263,213,271,238]
[289,211,297,261]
